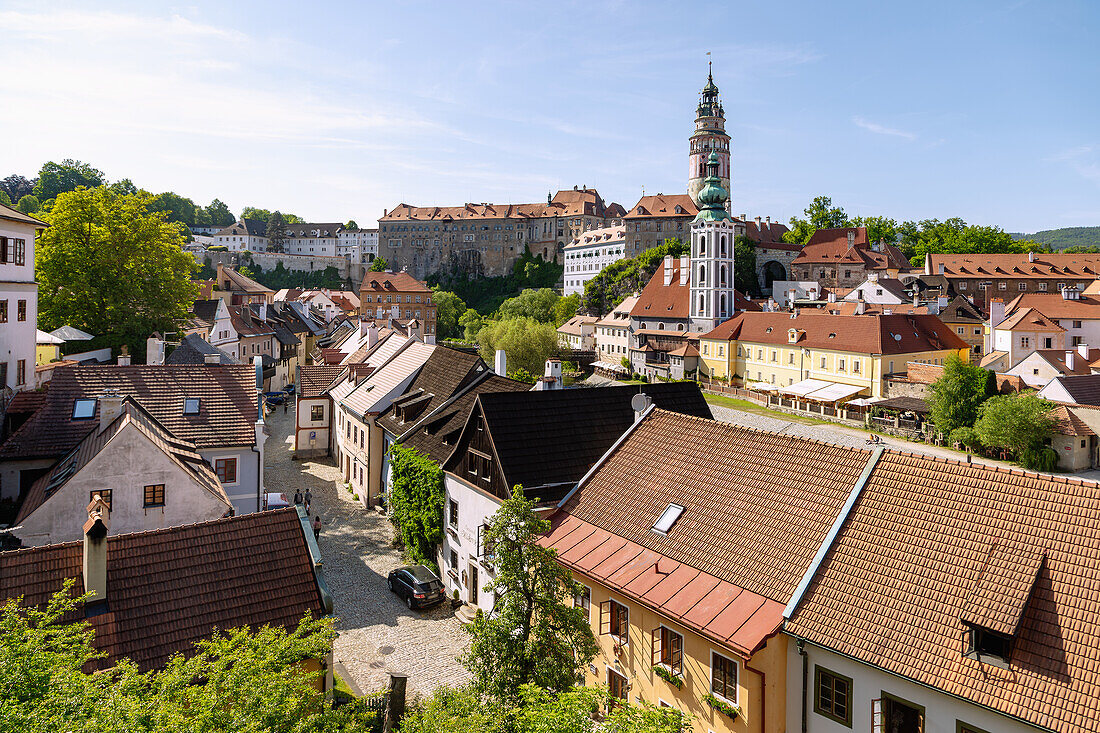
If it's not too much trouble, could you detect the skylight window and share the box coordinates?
[183,398,201,415]
[652,504,684,534]
[72,399,97,419]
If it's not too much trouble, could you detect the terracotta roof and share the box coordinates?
[5,389,47,414]
[557,409,870,604]
[557,315,598,336]
[218,265,273,294]
[668,343,700,357]
[596,295,640,327]
[785,449,1100,733]
[298,365,346,398]
[1033,347,1100,376]
[623,194,698,219]
[15,399,229,524]
[793,227,910,270]
[454,384,712,498]
[631,259,690,319]
[358,271,431,293]
[700,311,970,354]
[997,307,1067,333]
[741,219,791,245]
[0,201,47,226]
[539,513,784,658]
[928,252,1100,280]
[0,509,326,671]
[566,224,625,248]
[1004,292,1100,320]
[822,302,931,316]
[379,188,619,222]
[1049,404,1095,436]
[0,365,260,459]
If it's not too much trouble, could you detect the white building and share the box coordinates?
[284,223,341,256]
[1004,343,1100,388]
[213,219,268,252]
[562,225,625,296]
[842,273,909,304]
[339,228,378,264]
[0,203,43,394]
[981,298,1067,371]
[688,152,737,331]
[593,294,638,366]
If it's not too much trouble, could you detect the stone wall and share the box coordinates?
[195,250,367,287]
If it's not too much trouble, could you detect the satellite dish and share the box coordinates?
[631,393,652,413]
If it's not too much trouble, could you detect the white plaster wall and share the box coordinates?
[16,425,230,546]
[295,397,331,454]
[440,473,503,612]
[1054,317,1100,349]
[785,638,1037,733]
[0,217,39,392]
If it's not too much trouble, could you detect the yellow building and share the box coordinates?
[698,311,969,398]
[35,329,63,366]
[539,408,885,733]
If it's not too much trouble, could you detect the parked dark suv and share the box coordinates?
[387,565,445,609]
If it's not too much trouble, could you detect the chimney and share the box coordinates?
[83,494,110,606]
[117,344,131,366]
[855,300,866,315]
[755,215,762,229]
[99,389,123,432]
[1080,343,1090,359]
[663,256,674,286]
[360,318,370,339]
[408,320,422,341]
[146,336,165,366]
[679,256,689,286]
[495,349,507,377]
[258,302,268,321]
[366,323,379,349]
[216,262,225,285]
[847,230,856,247]
[989,299,1006,328]
[1029,251,1035,262]
[1066,350,1077,371]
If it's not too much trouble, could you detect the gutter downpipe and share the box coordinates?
[744,656,767,733]
[797,638,808,733]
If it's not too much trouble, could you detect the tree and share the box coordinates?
[345,220,358,230]
[432,289,467,340]
[267,211,288,253]
[927,355,996,436]
[241,207,272,223]
[150,192,199,227]
[497,288,559,323]
[733,235,759,297]
[369,256,388,272]
[0,191,9,206]
[205,199,235,226]
[108,178,139,196]
[476,318,557,375]
[0,174,35,204]
[387,445,445,573]
[33,159,105,201]
[460,308,485,342]
[15,195,40,214]
[551,293,580,327]
[35,187,198,356]
[460,489,599,699]
[783,195,851,245]
[896,218,1044,266]
[0,582,376,732]
[580,238,688,316]
[400,684,683,733]
[974,393,1056,457]
[852,215,899,246]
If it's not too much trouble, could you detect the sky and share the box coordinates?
[1,0,1097,234]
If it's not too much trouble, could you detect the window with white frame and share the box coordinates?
[710,651,738,703]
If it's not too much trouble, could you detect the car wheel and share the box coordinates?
[388,579,394,592]
[406,595,415,610]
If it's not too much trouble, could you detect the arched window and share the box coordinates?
[720,264,727,287]
[720,293,727,317]
[658,323,664,330]
[698,264,706,286]
[699,235,706,256]
[720,235,727,257]
[698,293,705,312]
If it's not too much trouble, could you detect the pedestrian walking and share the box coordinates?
[304,488,313,514]
[283,400,288,415]
[293,489,303,505]
[312,514,321,540]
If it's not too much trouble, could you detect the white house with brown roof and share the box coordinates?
[213,219,268,253]
[556,315,597,350]
[12,398,232,547]
[593,294,638,371]
[982,299,1067,371]
[1004,343,1100,388]
[0,203,45,394]
[563,224,626,296]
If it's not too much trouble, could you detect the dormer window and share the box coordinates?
[72,399,96,419]
[960,542,1044,669]
[183,398,201,415]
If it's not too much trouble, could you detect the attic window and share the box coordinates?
[72,399,96,419]
[828,333,836,339]
[766,327,773,333]
[183,398,201,415]
[652,504,684,534]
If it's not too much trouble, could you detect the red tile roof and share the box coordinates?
[1004,292,1100,319]
[631,259,690,319]
[996,307,1066,332]
[298,365,346,398]
[0,509,327,671]
[358,271,431,293]
[623,194,698,219]
[928,252,1100,280]
[1033,347,1100,376]
[0,365,259,460]
[793,227,910,270]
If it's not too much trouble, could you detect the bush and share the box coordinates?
[948,426,982,450]
[208,245,228,251]
[1020,446,1059,471]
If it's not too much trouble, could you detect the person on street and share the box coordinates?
[312,514,321,540]
[294,489,303,505]
[304,488,313,514]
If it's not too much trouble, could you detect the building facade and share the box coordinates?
[358,271,437,343]
[213,219,268,252]
[687,63,731,209]
[0,204,43,395]
[563,225,626,296]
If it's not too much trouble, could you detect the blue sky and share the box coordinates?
[1,0,1096,233]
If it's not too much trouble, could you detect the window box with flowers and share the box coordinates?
[653,664,683,689]
[703,693,742,720]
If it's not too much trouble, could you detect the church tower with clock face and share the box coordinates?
[687,63,731,212]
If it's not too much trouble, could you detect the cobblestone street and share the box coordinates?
[264,405,471,698]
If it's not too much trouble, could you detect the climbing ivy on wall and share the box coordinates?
[387,445,444,574]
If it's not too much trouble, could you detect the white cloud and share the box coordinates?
[852,116,917,141]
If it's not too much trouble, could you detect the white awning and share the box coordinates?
[591,361,628,373]
[747,381,777,391]
[847,397,883,407]
[778,378,833,397]
[805,382,867,403]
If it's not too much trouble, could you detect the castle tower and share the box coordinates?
[689,152,736,332]
[687,62,731,211]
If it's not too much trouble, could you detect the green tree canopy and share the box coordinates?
[460,308,485,342]
[149,191,199,227]
[0,191,9,206]
[852,215,899,246]
[0,174,35,204]
[432,289,467,340]
[400,684,683,733]
[476,318,557,375]
[734,235,759,297]
[897,218,1044,266]
[974,393,1056,457]
[497,288,559,322]
[267,211,288,253]
[241,206,272,223]
[107,178,139,196]
[551,293,580,327]
[927,355,997,436]
[580,238,688,315]
[783,195,851,245]
[15,195,40,214]
[35,187,198,355]
[205,199,236,226]
[369,257,388,272]
[345,220,358,230]
[460,489,599,700]
[33,159,105,202]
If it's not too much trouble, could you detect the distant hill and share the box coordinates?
[1011,226,1100,250]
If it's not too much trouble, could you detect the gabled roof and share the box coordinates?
[340,341,435,416]
[448,383,712,497]
[793,227,910,271]
[1029,347,1100,377]
[596,295,640,327]
[0,509,326,671]
[849,277,910,301]
[49,325,95,341]
[631,259,690,319]
[166,333,239,366]
[298,365,346,398]
[997,307,1066,332]
[785,449,1100,733]
[557,315,598,336]
[218,266,273,295]
[0,201,47,227]
[1049,404,1095,436]
[741,218,792,246]
[1044,374,1100,407]
[928,252,1100,280]
[228,305,275,337]
[358,271,431,293]
[1004,292,1100,320]
[0,365,259,460]
[214,218,267,238]
[15,399,229,524]
[623,194,698,219]
[700,311,969,354]
[939,295,985,323]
